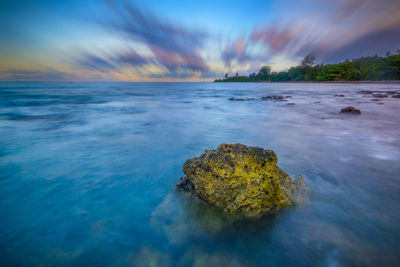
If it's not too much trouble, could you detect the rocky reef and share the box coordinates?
[177,144,307,217]
[228,97,256,101]
[341,106,361,114]
[227,95,293,102]
[359,90,400,99]
[261,95,292,101]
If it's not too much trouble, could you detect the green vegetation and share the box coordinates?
[215,52,400,82]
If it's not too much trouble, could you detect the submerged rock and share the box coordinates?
[359,90,374,94]
[228,97,256,101]
[261,95,291,102]
[359,90,400,97]
[341,106,361,114]
[373,93,388,98]
[176,144,307,217]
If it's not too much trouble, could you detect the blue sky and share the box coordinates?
[1,0,399,81]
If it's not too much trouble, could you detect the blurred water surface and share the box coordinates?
[0,82,399,266]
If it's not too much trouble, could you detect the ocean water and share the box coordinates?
[0,82,399,266]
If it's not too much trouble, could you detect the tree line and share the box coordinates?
[215,51,400,82]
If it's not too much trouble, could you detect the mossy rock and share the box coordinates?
[177,144,307,217]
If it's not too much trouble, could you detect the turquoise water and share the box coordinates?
[0,82,399,266]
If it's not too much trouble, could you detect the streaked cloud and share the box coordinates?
[0,0,399,81]
[221,37,253,67]
[100,0,209,75]
[77,53,117,72]
[249,0,400,63]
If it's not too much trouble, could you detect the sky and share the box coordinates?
[0,0,399,81]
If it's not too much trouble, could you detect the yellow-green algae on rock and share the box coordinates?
[177,144,307,217]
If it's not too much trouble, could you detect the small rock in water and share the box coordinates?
[287,103,295,105]
[341,106,361,114]
[392,94,400,98]
[229,97,256,101]
[335,94,345,97]
[359,90,398,97]
[359,90,373,94]
[373,93,388,98]
[176,144,308,217]
[261,95,291,102]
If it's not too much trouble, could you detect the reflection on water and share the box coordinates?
[0,82,399,266]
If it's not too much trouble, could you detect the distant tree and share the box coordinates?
[301,55,317,80]
[214,52,400,83]
[259,66,271,75]
[386,51,391,56]
[301,54,316,67]
[256,66,271,80]
[224,73,228,79]
[236,73,239,77]
[288,66,305,81]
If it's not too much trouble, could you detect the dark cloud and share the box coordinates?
[107,0,206,51]
[77,53,116,72]
[99,0,209,76]
[75,49,149,75]
[249,0,400,64]
[221,37,253,67]
[323,29,400,62]
[250,25,301,54]
[150,46,207,71]
[117,49,148,66]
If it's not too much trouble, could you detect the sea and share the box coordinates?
[0,82,399,266]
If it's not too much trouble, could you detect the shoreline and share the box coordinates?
[214,80,400,84]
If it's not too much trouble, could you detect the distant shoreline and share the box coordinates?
[215,54,400,83]
[215,80,400,84]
